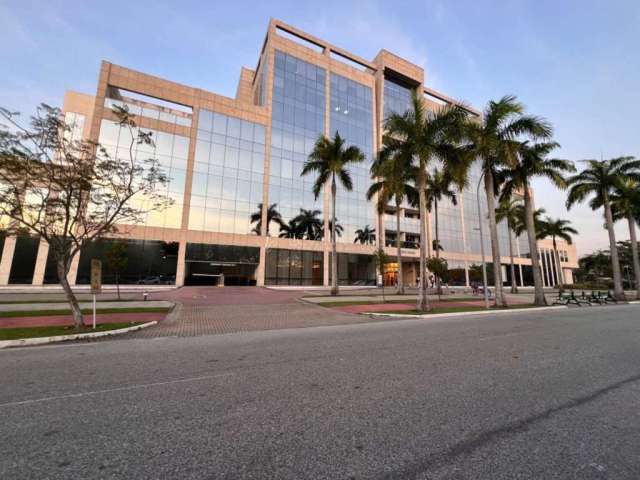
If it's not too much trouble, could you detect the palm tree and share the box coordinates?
[425,168,458,260]
[465,96,553,307]
[610,178,640,299]
[499,141,574,305]
[249,203,284,236]
[513,205,546,238]
[302,131,365,295]
[424,168,458,294]
[354,225,376,245]
[538,217,578,292]
[566,157,640,300]
[495,198,522,293]
[292,208,323,240]
[367,147,417,295]
[327,219,344,239]
[384,91,468,311]
[278,219,302,239]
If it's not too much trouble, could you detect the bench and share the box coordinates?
[553,291,588,306]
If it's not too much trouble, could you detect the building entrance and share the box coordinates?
[382,262,398,287]
[184,244,260,286]
[184,260,257,286]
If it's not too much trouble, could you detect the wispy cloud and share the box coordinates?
[301,3,434,84]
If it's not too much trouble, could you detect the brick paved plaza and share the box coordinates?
[130,287,387,338]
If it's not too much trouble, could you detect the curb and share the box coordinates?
[364,305,568,319]
[164,302,183,324]
[0,321,158,349]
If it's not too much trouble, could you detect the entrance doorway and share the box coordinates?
[382,262,398,287]
[184,244,260,286]
[185,261,258,286]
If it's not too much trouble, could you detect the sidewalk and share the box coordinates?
[0,300,173,312]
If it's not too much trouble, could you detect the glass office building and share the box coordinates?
[0,19,577,287]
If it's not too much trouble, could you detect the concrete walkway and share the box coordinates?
[126,287,384,338]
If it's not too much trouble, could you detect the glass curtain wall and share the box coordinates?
[8,235,39,284]
[76,239,178,284]
[433,194,465,253]
[97,119,188,229]
[329,73,375,244]
[269,50,326,237]
[332,253,376,286]
[189,110,265,235]
[265,248,323,285]
[462,164,493,257]
[383,78,414,120]
[184,244,259,286]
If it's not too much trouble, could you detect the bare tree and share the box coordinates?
[0,103,170,328]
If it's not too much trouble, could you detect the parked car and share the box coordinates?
[137,276,162,285]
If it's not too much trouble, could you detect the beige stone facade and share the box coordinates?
[0,19,577,288]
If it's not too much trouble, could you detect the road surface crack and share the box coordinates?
[380,372,640,479]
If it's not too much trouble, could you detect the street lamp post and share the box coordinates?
[623,265,631,290]
[476,173,490,309]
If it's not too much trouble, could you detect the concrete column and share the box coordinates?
[541,249,549,287]
[464,261,470,287]
[323,250,329,287]
[31,238,50,285]
[0,235,17,285]
[256,245,266,286]
[519,264,524,287]
[546,250,554,286]
[175,240,187,287]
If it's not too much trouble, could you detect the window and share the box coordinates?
[266,248,323,285]
[330,73,375,244]
[189,110,266,235]
[269,51,326,237]
[384,78,414,120]
[76,239,178,284]
[97,119,189,229]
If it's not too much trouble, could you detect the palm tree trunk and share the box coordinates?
[484,173,506,307]
[395,199,404,295]
[627,214,640,300]
[603,195,625,300]
[552,236,566,292]
[435,200,439,259]
[524,189,546,306]
[508,224,518,294]
[331,176,338,296]
[417,171,430,311]
[57,256,84,329]
[434,199,442,298]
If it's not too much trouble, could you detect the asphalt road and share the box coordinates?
[2,305,640,479]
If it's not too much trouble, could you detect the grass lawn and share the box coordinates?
[0,322,143,341]
[316,297,480,308]
[368,304,539,315]
[317,299,419,307]
[0,307,170,318]
[0,298,135,304]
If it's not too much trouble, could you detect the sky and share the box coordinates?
[1,0,639,256]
